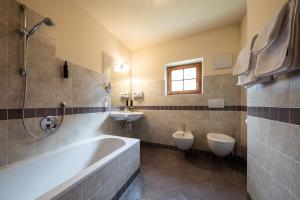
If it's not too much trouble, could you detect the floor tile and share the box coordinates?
[121,147,247,200]
[205,184,248,200]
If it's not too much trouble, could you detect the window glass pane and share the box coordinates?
[171,69,183,80]
[184,79,197,90]
[184,67,196,79]
[172,80,183,91]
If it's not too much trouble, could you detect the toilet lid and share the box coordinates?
[207,133,235,143]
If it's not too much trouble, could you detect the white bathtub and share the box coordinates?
[0,135,140,200]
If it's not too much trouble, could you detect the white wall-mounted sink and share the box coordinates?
[110,111,144,122]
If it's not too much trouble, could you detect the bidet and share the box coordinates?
[172,130,194,150]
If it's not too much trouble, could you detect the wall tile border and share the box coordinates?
[0,107,106,120]
[247,106,300,125]
[0,105,246,121]
[3,105,299,125]
[111,105,247,111]
[141,141,246,162]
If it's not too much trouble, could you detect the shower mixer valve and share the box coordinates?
[40,102,66,133]
[40,116,59,133]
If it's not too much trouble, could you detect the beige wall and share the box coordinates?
[240,13,248,48]
[17,0,131,74]
[131,24,241,81]
[14,0,242,85]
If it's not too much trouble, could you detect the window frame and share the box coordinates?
[167,62,202,95]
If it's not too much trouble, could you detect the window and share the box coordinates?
[167,63,202,95]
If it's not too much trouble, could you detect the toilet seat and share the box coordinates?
[207,133,235,157]
[207,133,235,143]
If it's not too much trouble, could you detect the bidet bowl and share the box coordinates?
[172,131,194,150]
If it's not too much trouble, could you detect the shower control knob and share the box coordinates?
[40,116,59,132]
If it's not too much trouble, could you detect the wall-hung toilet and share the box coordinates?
[172,131,194,150]
[207,133,235,157]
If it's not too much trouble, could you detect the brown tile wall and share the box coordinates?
[0,0,111,167]
[109,74,246,157]
[241,87,247,159]
[247,73,300,200]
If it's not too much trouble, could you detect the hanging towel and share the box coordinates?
[237,53,272,87]
[255,0,300,77]
[232,36,255,76]
[236,35,272,87]
[280,0,300,74]
[235,35,258,86]
[252,1,289,53]
[237,53,258,87]
[292,1,300,68]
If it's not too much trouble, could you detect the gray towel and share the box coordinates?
[236,35,272,87]
[252,1,289,53]
[255,0,300,77]
[233,35,255,76]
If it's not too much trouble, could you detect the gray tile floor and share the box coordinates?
[121,146,247,200]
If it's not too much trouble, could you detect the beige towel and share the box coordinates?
[237,53,257,86]
[237,52,272,87]
[255,0,300,77]
[281,0,300,74]
[292,0,300,68]
[252,1,289,53]
[236,35,273,87]
[232,36,256,76]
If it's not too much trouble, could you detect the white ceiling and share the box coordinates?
[75,0,247,50]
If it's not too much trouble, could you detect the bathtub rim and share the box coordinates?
[0,135,139,200]
[39,135,139,200]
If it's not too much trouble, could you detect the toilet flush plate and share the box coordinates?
[208,98,224,108]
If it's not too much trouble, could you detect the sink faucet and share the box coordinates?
[181,124,186,132]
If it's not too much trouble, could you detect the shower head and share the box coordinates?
[27,17,55,38]
[43,17,55,26]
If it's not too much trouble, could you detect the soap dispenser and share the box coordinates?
[63,61,69,78]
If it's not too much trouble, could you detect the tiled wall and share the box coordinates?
[109,74,247,157]
[56,142,140,200]
[241,87,247,158]
[0,0,111,167]
[247,73,300,200]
